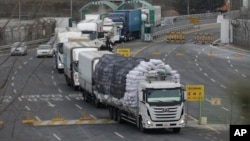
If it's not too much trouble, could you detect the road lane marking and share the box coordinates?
[51,70,54,74]
[23,61,27,65]
[75,104,82,110]
[51,76,54,79]
[235,69,238,72]
[14,71,17,74]
[220,84,226,89]
[58,89,62,93]
[114,132,124,139]
[240,116,245,120]
[199,68,202,71]
[25,106,31,111]
[12,77,14,80]
[53,82,57,86]
[29,57,33,60]
[19,66,22,69]
[228,60,230,63]
[204,73,208,77]
[35,116,41,121]
[53,133,61,140]
[230,64,233,67]
[196,63,198,66]
[233,91,240,95]
[90,115,97,119]
[222,107,229,112]
[13,89,17,94]
[65,96,71,101]
[242,74,246,78]
[18,97,22,101]
[210,78,216,82]
[47,102,55,107]
[11,83,14,87]
[205,98,211,103]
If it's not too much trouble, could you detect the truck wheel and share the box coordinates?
[172,128,181,133]
[139,118,147,133]
[109,107,114,120]
[117,110,123,124]
[94,98,100,108]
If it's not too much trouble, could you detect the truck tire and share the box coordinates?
[172,128,181,133]
[117,110,123,124]
[109,107,114,120]
[139,118,147,133]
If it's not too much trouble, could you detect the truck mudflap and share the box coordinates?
[141,115,185,130]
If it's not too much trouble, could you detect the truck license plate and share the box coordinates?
[163,123,169,127]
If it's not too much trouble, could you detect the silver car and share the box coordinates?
[10,42,28,56]
[36,44,54,58]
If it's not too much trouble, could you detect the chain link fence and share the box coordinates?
[0,19,56,45]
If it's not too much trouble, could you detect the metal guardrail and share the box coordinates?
[0,38,50,53]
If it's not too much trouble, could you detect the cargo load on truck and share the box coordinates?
[94,54,180,107]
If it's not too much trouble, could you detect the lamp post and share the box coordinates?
[70,0,72,18]
[19,0,21,21]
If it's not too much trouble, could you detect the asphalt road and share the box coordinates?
[1,23,249,141]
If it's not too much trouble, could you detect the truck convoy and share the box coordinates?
[78,51,186,133]
[63,41,99,90]
[102,17,122,45]
[106,9,142,42]
[53,31,82,73]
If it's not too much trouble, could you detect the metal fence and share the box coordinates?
[0,19,56,45]
[232,20,250,50]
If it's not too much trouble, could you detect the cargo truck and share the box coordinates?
[107,9,141,42]
[103,17,122,45]
[54,31,82,73]
[63,41,100,90]
[78,52,186,133]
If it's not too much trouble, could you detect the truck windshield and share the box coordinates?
[146,88,182,104]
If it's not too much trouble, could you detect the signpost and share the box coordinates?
[116,48,130,57]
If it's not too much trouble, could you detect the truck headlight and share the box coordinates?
[179,119,185,125]
[58,63,63,67]
[146,120,152,126]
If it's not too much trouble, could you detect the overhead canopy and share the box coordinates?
[79,1,118,20]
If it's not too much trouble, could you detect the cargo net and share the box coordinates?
[94,54,180,107]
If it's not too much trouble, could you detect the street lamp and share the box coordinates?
[19,0,21,21]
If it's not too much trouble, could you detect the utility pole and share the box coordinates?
[70,0,73,18]
[187,0,190,15]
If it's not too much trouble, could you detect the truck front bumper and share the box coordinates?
[143,116,185,129]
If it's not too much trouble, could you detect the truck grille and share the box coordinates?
[151,106,179,120]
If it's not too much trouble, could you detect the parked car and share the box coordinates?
[10,42,28,56]
[36,44,54,58]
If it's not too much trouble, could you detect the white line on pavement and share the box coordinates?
[35,116,41,121]
[222,107,229,112]
[18,97,22,101]
[25,106,31,111]
[114,132,124,139]
[210,78,216,82]
[230,64,233,67]
[235,69,239,72]
[204,73,208,77]
[12,76,14,80]
[51,76,54,79]
[75,104,83,110]
[53,133,61,140]
[240,116,245,120]
[90,115,97,119]
[199,68,202,71]
[53,82,57,86]
[13,89,17,94]
[11,83,14,87]
[65,96,71,101]
[242,74,246,78]
[58,89,62,93]
[23,61,27,65]
[220,84,226,89]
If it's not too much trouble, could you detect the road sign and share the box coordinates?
[211,98,221,105]
[185,85,204,101]
[187,17,199,24]
[116,48,130,57]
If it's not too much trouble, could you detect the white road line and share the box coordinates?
[202,48,205,51]
[47,102,55,107]
[13,89,17,94]
[114,132,124,139]
[227,56,229,59]
[19,66,22,69]
[204,73,208,77]
[23,61,27,65]
[240,116,245,120]
[58,89,62,93]
[11,83,14,87]
[165,54,168,57]
[90,115,97,119]
[18,97,22,101]
[14,71,17,74]
[196,63,199,66]
[65,96,71,101]
[228,60,230,63]
[205,98,211,103]
[210,78,216,82]
[51,76,54,79]
[222,107,230,112]
[198,52,201,54]
[53,82,57,86]
[35,116,41,121]
[196,55,198,58]
[199,68,202,71]
[242,74,246,78]
[25,106,31,111]
[220,84,226,89]
[233,91,240,95]
[12,76,14,80]
[75,104,83,110]
[53,133,61,140]
[230,64,233,67]
[235,69,239,72]
[51,70,54,74]
[29,57,33,60]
